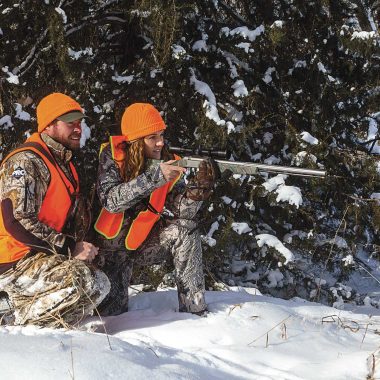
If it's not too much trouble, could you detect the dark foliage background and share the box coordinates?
[1,0,379,306]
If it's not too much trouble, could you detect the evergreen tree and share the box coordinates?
[0,0,379,306]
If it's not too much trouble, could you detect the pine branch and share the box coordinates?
[218,1,254,28]
[12,30,48,76]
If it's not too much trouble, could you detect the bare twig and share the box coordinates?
[228,303,242,315]
[361,322,370,348]
[367,349,380,380]
[281,323,287,340]
[355,262,380,286]
[69,337,75,380]
[147,346,159,358]
[248,315,292,346]
[321,314,360,333]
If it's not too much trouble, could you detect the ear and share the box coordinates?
[43,122,56,135]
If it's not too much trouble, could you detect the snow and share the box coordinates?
[317,62,327,73]
[263,174,303,208]
[80,120,91,148]
[342,255,355,266]
[293,151,317,166]
[192,41,207,52]
[231,79,248,97]
[68,47,94,60]
[366,116,380,154]
[263,174,286,192]
[172,44,186,59]
[351,31,376,40]
[330,236,348,249]
[236,42,252,53]
[271,20,284,28]
[231,222,252,234]
[55,7,67,24]
[15,103,31,121]
[202,220,219,247]
[221,196,233,205]
[0,115,13,129]
[112,73,134,84]
[221,25,265,42]
[275,185,303,208]
[190,69,226,126]
[300,131,319,145]
[267,269,284,287]
[2,66,19,84]
[263,67,276,84]
[1,287,378,380]
[255,234,295,264]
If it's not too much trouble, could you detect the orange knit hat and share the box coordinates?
[36,93,84,132]
[121,103,166,141]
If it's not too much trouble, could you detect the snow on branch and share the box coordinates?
[221,25,265,42]
[359,0,380,41]
[255,234,294,264]
[262,174,303,208]
[12,30,48,76]
[189,69,225,126]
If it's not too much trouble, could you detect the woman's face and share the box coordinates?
[143,129,165,159]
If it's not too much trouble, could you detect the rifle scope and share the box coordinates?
[169,146,227,159]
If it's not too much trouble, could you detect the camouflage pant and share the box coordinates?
[0,252,110,328]
[96,220,206,316]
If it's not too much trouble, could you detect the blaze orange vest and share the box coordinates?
[0,133,79,264]
[94,136,181,250]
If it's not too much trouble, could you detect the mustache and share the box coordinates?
[70,133,81,139]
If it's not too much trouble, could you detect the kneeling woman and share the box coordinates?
[94,103,217,316]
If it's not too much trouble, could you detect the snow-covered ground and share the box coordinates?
[1,287,379,380]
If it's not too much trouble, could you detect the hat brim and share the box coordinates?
[57,111,86,123]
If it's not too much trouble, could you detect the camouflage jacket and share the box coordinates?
[0,133,89,258]
[96,145,203,248]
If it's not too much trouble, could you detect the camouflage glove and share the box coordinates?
[186,158,220,201]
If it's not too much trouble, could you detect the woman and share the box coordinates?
[94,103,217,316]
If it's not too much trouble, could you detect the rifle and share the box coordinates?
[169,147,326,178]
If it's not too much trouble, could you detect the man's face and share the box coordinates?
[143,130,165,159]
[44,119,82,150]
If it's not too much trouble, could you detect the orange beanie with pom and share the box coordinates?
[37,93,84,132]
[121,103,166,141]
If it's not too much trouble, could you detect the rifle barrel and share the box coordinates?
[173,157,326,178]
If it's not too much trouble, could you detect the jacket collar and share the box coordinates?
[40,133,73,163]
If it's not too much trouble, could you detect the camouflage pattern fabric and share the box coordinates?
[0,133,90,250]
[96,145,168,214]
[96,145,206,315]
[0,252,110,328]
[0,133,107,327]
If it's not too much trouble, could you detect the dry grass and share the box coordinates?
[367,347,380,380]
[247,315,292,347]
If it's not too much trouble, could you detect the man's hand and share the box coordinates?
[72,241,99,262]
[159,160,186,182]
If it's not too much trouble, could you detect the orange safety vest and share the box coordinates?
[0,133,79,264]
[94,136,181,250]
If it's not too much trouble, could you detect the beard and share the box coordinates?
[60,133,81,151]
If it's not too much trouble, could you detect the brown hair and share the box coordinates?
[121,139,172,182]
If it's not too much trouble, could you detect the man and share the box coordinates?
[0,92,110,328]
[94,103,217,316]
